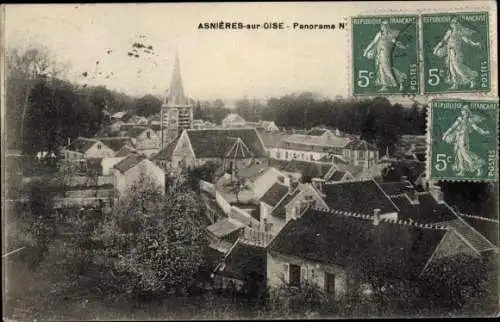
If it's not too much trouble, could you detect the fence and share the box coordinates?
[240,227,275,247]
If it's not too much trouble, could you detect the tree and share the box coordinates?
[92,171,209,300]
[135,94,162,117]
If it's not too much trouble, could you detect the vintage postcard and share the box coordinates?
[2,2,498,321]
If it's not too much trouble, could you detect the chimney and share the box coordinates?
[373,208,381,226]
[430,184,444,203]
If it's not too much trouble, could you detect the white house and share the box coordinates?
[125,126,161,157]
[65,137,115,161]
[112,154,166,196]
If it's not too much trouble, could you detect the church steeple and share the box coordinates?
[166,51,188,106]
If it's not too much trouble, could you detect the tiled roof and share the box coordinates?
[307,128,328,136]
[260,183,289,207]
[67,138,98,153]
[317,154,348,164]
[322,180,399,215]
[115,146,138,157]
[152,136,180,161]
[225,138,254,159]
[458,215,499,247]
[186,129,267,158]
[284,134,351,150]
[113,154,147,173]
[329,170,347,181]
[217,241,267,281]
[271,159,334,180]
[257,130,289,148]
[150,124,161,132]
[271,189,301,219]
[98,137,134,152]
[236,163,269,180]
[269,208,447,278]
[206,218,245,238]
[391,193,457,224]
[445,218,496,253]
[379,180,415,197]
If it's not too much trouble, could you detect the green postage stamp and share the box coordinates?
[351,15,419,96]
[422,12,490,94]
[428,99,498,181]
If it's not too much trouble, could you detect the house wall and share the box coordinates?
[272,148,328,162]
[215,191,232,215]
[229,206,260,228]
[84,142,115,159]
[101,157,126,175]
[267,251,347,297]
[253,168,289,200]
[170,132,197,169]
[134,129,160,150]
[113,159,166,196]
[65,150,85,161]
[259,202,274,227]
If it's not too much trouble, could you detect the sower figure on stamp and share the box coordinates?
[442,105,489,177]
[433,17,481,90]
[363,20,407,92]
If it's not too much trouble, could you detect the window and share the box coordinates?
[325,272,336,294]
[285,151,289,159]
[276,151,281,159]
[97,144,102,150]
[289,264,301,287]
[310,154,313,161]
[146,131,151,139]
[358,150,365,159]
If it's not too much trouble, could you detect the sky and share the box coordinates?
[5,1,496,102]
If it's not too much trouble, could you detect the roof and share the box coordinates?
[67,138,99,153]
[329,170,347,181]
[356,162,392,179]
[150,124,161,132]
[322,180,399,215]
[186,128,267,158]
[111,111,128,119]
[225,138,254,159]
[271,189,301,219]
[271,159,334,180]
[113,154,147,173]
[391,193,457,224]
[218,241,267,281]
[307,128,328,136]
[115,146,137,157]
[379,180,415,197]
[458,215,499,247]
[166,52,189,106]
[344,138,377,151]
[206,218,245,238]
[152,136,180,161]
[333,162,365,177]
[236,163,269,180]
[269,208,447,278]
[98,137,134,152]
[284,134,351,149]
[317,154,348,164]
[445,218,496,253]
[257,130,289,148]
[260,183,289,207]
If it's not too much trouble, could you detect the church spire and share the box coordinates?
[167,51,187,106]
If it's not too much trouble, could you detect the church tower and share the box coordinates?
[160,52,193,148]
